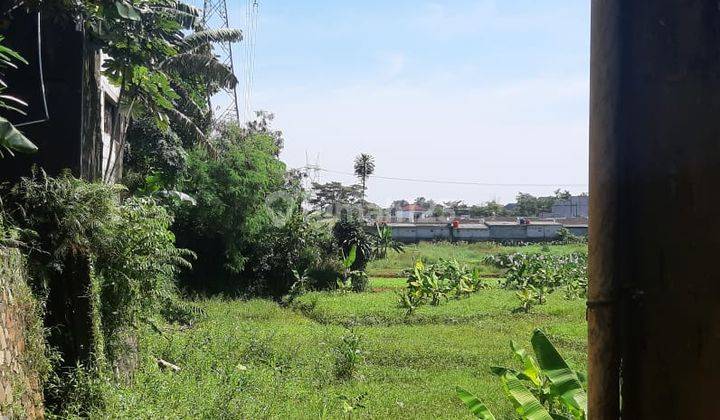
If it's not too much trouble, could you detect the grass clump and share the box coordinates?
[333,329,364,381]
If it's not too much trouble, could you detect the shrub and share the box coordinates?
[307,258,344,290]
[398,259,487,314]
[244,209,338,297]
[4,171,193,365]
[336,245,370,293]
[556,227,587,244]
[333,329,364,381]
[332,214,373,271]
[173,126,287,293]
[93,197,195,358]
[483,252,588,312]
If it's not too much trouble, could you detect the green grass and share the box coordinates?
[367,241,587,277]
[91,243,587,419]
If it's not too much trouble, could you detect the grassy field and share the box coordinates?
[366,241,586,277]
[93,242,587,419]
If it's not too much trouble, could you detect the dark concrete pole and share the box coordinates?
[590,1,720,418]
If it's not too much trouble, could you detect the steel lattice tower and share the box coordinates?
[202,0,240,123]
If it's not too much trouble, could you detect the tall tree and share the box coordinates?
[36,0,243,181]
[353,153,375,204]
[309,182,362,215]
[390,199,409,216]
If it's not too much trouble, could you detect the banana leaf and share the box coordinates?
[0,116,37,155]
[511,340,543,387]
[501,373,553,420]
[115,1,141,20]
[456,387,496,419]
[343,245,357,268]
[531,330,587,416]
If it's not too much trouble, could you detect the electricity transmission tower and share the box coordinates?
[201,0,242,122]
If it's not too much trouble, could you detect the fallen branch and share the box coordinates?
[157,358,181,372]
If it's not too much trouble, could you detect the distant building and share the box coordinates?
[383,219,585,243]
[546,195,589,218]
[394,204,430,222]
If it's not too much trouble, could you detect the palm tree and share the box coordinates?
[354,153,375,205]
[102,3,243,181]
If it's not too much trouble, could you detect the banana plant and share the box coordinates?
[456,387,496,420]
[399,258,488,313]
[456,329,586,419]
[337,245,367,292]
[372,224,404,259]
[0,36,37,157]
[531,330,586,418]
[337,245,357,292]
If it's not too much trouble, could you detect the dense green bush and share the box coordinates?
[483,252,587,312]
[332,214,373,272]
[398,259,487,315]
[243,208,339,297]
[4,171,193,363]
[173,125,287,293]
[123,116,188,192]
[93,197,195,358]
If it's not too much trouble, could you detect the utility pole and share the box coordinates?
[589,1,720,417]
[202,0,241,123]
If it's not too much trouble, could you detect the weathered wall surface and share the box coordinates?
[388,222,587,243]
[0,249,44,418]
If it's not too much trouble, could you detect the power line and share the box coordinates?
[311,167,587,188]
[242,0,259,122]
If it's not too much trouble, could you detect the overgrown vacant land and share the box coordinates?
[95,242,587,419]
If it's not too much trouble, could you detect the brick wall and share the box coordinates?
[0,249,44,418]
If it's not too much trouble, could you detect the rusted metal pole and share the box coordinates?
[590,1,720,418]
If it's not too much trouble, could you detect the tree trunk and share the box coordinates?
[80,36,104,181]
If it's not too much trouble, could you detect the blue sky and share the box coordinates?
[227,0,590,206]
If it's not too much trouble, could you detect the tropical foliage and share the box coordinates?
[30,0,241,179]
[244,207,339,296]
[336,245,369,293]
[372,224,404,259]
[333,213,374,272]
[0,35,37,156]
[172,124,286,293]
[353,153,375,204]
[457,329,587,419]
[483,252,587,312]
[398,258,487,315]
[3,170,193,363]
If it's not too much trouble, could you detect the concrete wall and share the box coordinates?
[527,224,563,239]
[454,226,491,240]
[387,222,581,242]
[567,226,589,237]
[487,224,529,240]
[389,225,451,243]
[0,250,44,418]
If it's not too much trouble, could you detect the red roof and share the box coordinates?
[401,204,425,212]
